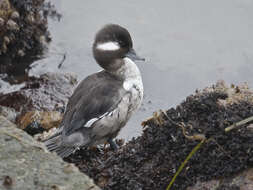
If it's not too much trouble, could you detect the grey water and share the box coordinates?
[30,0,253,141]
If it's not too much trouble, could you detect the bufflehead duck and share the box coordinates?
[44,24,144,158]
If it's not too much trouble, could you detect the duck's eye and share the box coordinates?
[118,41,127,47]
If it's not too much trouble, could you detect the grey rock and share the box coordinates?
[0,116,100,190]
[0,106,18,123]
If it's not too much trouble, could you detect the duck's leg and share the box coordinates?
[108,139,118,151]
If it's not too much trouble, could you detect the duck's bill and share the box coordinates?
[125,48,145,61]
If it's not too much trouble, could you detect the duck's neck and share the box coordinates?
[113,57,142,80]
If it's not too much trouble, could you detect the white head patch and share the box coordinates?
[96,42,120,51]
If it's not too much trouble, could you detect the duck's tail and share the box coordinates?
[43,130,75,158]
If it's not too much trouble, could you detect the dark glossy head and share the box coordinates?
[93,24,144,71]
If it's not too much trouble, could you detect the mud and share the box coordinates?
[65,82,253,190]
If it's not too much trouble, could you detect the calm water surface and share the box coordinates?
[30,0,253,140]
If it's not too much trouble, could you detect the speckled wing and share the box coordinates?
[61,71,126,136]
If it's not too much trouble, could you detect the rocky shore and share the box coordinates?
[64,81,253,190]
[0,1,252,190]
[1,79,253,190]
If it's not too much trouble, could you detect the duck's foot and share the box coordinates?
[108,139,118,151]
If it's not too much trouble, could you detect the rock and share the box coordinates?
[0,116,100,190]
[10,11,19,19]
[39,35,47,45]
[0,105,17,123]
[0,72,77,113]
[0,17,4,26]
[0,0,11,16]
[26,13,34,23]
[3,36,10,44]
[17,49,25,56]
[6,19,19,31]
[2,43,7,53]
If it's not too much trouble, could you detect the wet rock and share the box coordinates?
[0,116,100,190]
[65,81,253,190]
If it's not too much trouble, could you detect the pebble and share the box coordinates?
[10,11,20,20]
[3,36,10,44]
[26,14,34,23]
[17,49,25,57]
[0,17,4,27]
[2,43,7,53]
[39,35,47,45]
[6,19,19,31]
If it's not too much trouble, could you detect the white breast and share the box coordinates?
[121,57,144,112]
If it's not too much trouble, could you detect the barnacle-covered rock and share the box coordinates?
[6,19,18,30]
[17,49,24,57]
[0,17,4,26]
[0,0,61,73]
[10,10,18,19]
[2,43,7,53]
[3,36,10,44]
[25,13,34,23]
[0,0,12,18]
